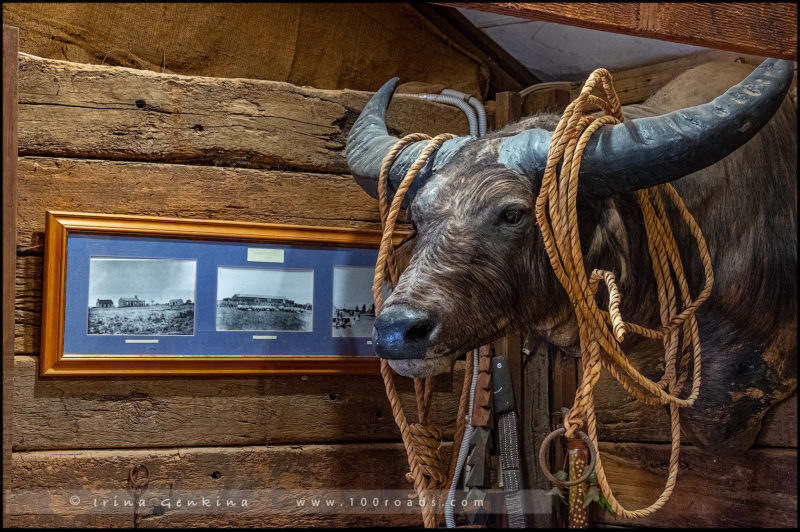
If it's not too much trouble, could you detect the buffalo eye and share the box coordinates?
[501,207,525,225]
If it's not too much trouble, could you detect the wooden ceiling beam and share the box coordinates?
[413,3,541,97]
[441,3,797,61]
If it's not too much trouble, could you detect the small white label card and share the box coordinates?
[247,248,285,263]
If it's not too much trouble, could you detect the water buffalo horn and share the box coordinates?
[347,59,793,204]
[500,58,795,196]
[345,77,471,208]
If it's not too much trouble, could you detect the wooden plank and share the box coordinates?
[17,56,470,173]
[14,156,399,255]
[3,23,19,531]
[590,443,797,527]
[522,87,572,116]
[494,91,522,129]
[522,336,554,526]
[14,256,41,356]
[412,3,540,96]
[8,442,451,527]
[444,3,797,61]
[548,348,579,479]
[12,355,462,450]
[546,347,580,528]
[600,50,770,105]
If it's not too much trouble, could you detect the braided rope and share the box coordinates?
[536,67,714,518]
[373,133,460,528]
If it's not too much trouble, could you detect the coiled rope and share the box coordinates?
[537,67,713,518]
[371,65,712,526]
[373,132,473,528]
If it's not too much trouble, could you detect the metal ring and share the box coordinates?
[538,427,597,487]
[128,464,150,489]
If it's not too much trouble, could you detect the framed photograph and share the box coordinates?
[41,211,407,376]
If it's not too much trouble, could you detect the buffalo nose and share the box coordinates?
[372,305,437,360]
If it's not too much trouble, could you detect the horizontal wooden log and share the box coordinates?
[18,55,469,173]
[9,442,451,527]
[13,356,463,450]
[594,369,798,448]
[446,3,797,61]
[15,156,408,254]
[590,442,797,527]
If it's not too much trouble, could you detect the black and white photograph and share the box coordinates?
[87,257,196,335]
[332,266,376,338]
[216,267,314,332]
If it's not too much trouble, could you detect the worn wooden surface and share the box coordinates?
[3,23,19,530]
[591,443,797,527]
[445,3,797,61]
[14,255,41,355]
[14,157,393,255]
[600,50,770,106]
[9,442,451,528]
[522,337,553,526]
[10,55,470,527]
[12,355,461,451]
[17,56,469,174]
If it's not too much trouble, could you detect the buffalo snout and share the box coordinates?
[373,305,437,359]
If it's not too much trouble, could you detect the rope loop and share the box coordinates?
[373,132,460,528]
[536,66,713,519]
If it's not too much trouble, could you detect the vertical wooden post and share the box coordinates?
[3,23,19,529]
[494,91,521,128]
[492,90,522,413]
[549,348,580,527]
[523,335,554,526]
[493,91,557,525]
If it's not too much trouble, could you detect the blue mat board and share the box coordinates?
[63,233,379,357]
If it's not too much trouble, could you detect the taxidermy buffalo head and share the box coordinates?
[346,59,797,451]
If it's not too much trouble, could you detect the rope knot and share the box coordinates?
[406,423,447,489]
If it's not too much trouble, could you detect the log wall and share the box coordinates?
[9,55,471,527]
[11,53,797,528]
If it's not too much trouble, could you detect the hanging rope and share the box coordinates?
[536,67,714,518]
[373,132,472,528]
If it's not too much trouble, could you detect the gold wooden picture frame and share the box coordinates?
[41,211,405,376]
